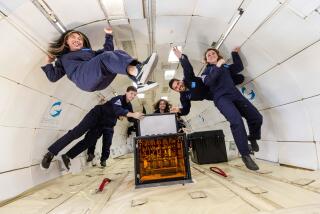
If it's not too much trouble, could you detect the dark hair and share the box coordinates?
[153,99,171,112]
[126,86,137,92]
[203,48,223,64]
[48,30,91,57]
[169,78,180,89]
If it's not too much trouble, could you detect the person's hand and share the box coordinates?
[104,27,113,34]
[216,59,226,68]
[172,46,182,59]
[170,106,180,113]
[233,47,240,53]
[132,112,144,120]
[46,54,55,64]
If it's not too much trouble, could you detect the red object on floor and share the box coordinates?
[210,167,228,177]
[97,178,111,192]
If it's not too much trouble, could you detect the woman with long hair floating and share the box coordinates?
[41,27,158,92]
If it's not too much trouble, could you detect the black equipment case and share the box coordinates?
[188,130,228,164]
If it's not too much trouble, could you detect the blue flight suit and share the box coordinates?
[85,127,114,162]
[178,54,213,116]
[41,34,138,92]
[201,52,263,156]
[48,95,133,160]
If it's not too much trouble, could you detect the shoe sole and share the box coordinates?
[61,155,70,171]
[139,53,158,84]
[39,162,49,171]
[40,156,53,171]
[137,82,159,93]
[243,162,259,171]
[242,157,259,171]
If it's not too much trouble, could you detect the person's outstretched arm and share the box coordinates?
[96,27,114,54]
[171,95,191,116]
[229,47,244,74]
[126,103,139,122]
[41,55,65,82]
[172,47,195,81]
[110,96,144,120]
[126,112,144,120]
[103,27,114,51]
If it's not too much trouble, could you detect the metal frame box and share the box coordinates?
[134,133,192,187]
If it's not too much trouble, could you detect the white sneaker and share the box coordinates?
[136,53,158,84]
[137,81,159,93]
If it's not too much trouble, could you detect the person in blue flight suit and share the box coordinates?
[153,99,186,133]
[41,86,144,170]
[153,99,171,114]
[201,47,263,171]
[169,47,245,116]
[168,47,213,116]
[42,27,158,92]
[85,113,136,167]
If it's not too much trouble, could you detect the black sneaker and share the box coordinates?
[137,81,159,93]
[242,155,259,171]
[41,152,54,170]
[100,160,106,168]
[61,154,71,170]
[249,139,259,152]
[87,153,95,162]
[248,144,254,155]
[136,53,158,84]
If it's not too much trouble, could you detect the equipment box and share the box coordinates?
[134,133,192,187]
[138,113,177,136]
[188,130,228,164]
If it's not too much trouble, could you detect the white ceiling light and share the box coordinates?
[137,93,145,99]
[161,96,168,100]
[164,69,176,80]
[100,0,126,19]
[168,46,182,63]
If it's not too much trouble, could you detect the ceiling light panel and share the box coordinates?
[168,46,182,63]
